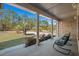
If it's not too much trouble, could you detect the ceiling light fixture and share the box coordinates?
[74,16,77,20]
[72,3,77,9]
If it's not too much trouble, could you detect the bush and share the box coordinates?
[24,34,51,47]
[24,37,36,47]
[39,34,51,42]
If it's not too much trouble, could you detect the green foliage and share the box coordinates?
[0,9,18,31]
[0,9,57,32]
[15,24,23,30]
[27,19,35,30]
[39,20,49,31]
[40,20,48,26]
[14,19,25,30]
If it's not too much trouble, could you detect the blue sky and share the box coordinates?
[3,4,36,19]
[3,3,57,25]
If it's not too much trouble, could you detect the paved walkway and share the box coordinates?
[0,39,64,56]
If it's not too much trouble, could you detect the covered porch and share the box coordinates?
[0,3,79,56]
[0,38,74,56]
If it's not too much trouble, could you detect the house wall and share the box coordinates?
[58,18,78,55]
[58,18,77,39]
[78,16,79,40]
[78,17,79,40]
[78,17,79,55]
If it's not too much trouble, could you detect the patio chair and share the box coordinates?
[53,33,72,55]
[39,34,46,42]
[39,34,51,42]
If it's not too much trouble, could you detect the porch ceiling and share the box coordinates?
[30,3,77,20]
[10,3,77,20]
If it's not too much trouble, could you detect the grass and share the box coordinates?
[0,31,26,50]
[0,31,51,50]
[0,38,25,50]
[0,31,25,42]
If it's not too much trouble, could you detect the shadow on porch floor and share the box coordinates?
[0,38,77,56]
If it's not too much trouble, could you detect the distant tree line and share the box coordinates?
[0,9,57,34]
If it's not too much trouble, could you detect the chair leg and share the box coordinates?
[58,46,71,51]
[53,44,72,55]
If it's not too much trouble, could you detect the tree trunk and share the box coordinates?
[23,28,27,35]
[2,24,6,31]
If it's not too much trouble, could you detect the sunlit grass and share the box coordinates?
[0,31,25,42]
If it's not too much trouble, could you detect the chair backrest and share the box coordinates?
[62,33,70,45]
[54,33,70,46]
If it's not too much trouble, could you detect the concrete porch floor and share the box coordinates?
[0,38,77,56]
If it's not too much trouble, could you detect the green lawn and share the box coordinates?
[0,31,25,50]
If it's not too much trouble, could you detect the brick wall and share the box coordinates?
[58,18,78,55]
[58,18,77,40]
[78,17,79,40]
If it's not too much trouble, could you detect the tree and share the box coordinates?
[40,20,49,31]
[27,19,35,30]
[0,9,36,35]
[0,9,17,31]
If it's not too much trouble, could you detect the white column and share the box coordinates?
[36,13,40,45]
[57,21,59,37]
[51,19,53,39]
